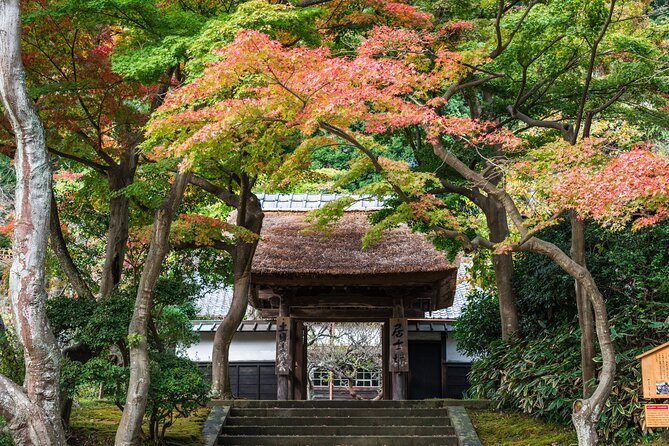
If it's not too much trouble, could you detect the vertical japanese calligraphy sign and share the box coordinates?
[276,316,291,375]
[389,318,408,373]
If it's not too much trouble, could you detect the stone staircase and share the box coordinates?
[216,400,460,446]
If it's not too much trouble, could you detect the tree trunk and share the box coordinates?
[0,376,61,445]
[484,199,519,339]
[0,1,67,443]
[525,237,614,446]
[571,213,596,397]
[114,170,189,446]
[50,191,94,300]
[211,192,263,398]
[99,153,137,297]
[431,142,615,445]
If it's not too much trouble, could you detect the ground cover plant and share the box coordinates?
[469,409,577,446]
[68,401,208,446]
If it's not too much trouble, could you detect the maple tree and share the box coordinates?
[153,5,668,437]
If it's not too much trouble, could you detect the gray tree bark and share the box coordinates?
[114,170,189,446]
[0,1,66,443]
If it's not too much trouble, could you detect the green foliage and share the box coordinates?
[126,333,142,348]
[0,326,24,385]
[146,353,209,442]
[469,300,669,444]
[187,0,321,77]
[0,417,13,446]
[452,289,501,357]
[48,273,206,439]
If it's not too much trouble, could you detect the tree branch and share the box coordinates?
[582,86,627,138]
[48,146,108,174]
[444,73,504,102]
[572,0,617,143]
[490,0,538,59]
[50,192,95,300]
[507,106,574,141]
[188,174,240,208]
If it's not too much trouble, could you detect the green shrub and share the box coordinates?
[469,300,669,444]
[0,417,14,446]
[0,326,23,385]
[146,353,209,442]
[453,288,501,357]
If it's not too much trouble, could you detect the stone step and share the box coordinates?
[222,425,456,436]
[218,435,459,446]
[226,416,451,427]
[221,400,453,409]
[229,407,450,418]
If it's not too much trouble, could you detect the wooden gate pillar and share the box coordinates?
[292,320,307,400]
[276,315,294,400]
[382,321,390,400]
[389,298,408,400]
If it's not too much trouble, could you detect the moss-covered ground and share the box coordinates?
[468,409,669,446]
[468,409,578,446]
[68,400,209,446]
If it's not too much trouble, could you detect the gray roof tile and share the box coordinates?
[256,192,384,211]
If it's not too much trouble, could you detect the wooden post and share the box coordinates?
[382,321,390,400]
[390,298,408,400]
[293,320,306,400]
[276,300,294,400]
[441,331,448,398]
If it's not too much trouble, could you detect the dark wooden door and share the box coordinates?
[229,362,278,400]
[408,341,442,399]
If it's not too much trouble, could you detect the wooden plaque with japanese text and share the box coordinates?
[389,318,409,373]
[275,316,291,376]
[637,342,669,399]
[645,404,669,428]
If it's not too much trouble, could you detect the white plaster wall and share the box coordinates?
[407,331,473,363]
[446,336,471,363]
[185,329,472,364]
[184,331,276,362]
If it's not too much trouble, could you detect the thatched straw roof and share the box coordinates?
[251,211,455,279]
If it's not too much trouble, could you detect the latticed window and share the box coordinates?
[311,369,330,387]
[310,370,347,387]
[311,369,380,387]
[355,370,380,387]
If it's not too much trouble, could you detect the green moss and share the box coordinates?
[468,409,577,446]
[69,400,209,446]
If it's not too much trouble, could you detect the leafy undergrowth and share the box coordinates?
[468,409,577,446]
[68,400,209,446]
[468,409,669,446]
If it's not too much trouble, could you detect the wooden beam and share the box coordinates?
[251,270,455,287]
[260,307,424,320]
